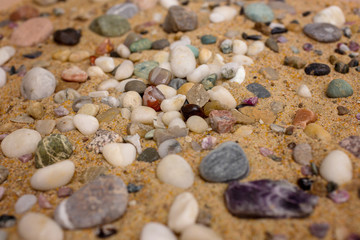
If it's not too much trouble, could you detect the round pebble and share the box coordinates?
[326,79,353,98]
[320,150,352,185]
[73,114,99,135]
[15,194,37,214]
[170,46,196,78]
[140,222,177,240]
[21,67,56,100]
[95,56,115,73]
[1,129,41,158]
[102,143,136,167]
[131,106,157,124]
[186,116,208,133]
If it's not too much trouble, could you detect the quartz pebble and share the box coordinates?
[87,66,106,78]
[35,118,56,135]
[297,84,312,98]
[95,57,115,73]
[157,154,194,189]
[168,192,199,233]
[1,129,41,158]
[168,118,186,129]
[31,160,75,191]
[187,116,208,133]
[187,65,210,83]
[15,194,37,214]
[78,103,99,116]
[102,143,136,167]
[304,123,332,141]
[140,222,177,240]
[18,213,63,240]
[21,67,56,100]
[208,86,236,109]
[313,6,345,28]
[320,150,352,185]
[73,114,99,135]
[158,139,182,158]
[131,106,157,124]
[161,94,186,112]
[54,88,81,104]
[232,55,254,66]
[171,46,196,78]
[180,224,222,240]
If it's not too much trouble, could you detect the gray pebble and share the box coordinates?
[72,96,93,112]
[303,23,342,43]
[158,139,182,158]
[292,143,312,165]
[21,67,56,100]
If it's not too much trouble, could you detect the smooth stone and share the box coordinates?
[106,3,138,19]
[121,91,142,110]
[21,67,56,100]
[334,62,349,74]
[199,48,212,64]
[152,39,170,50]
[95,56,115,73]
[208,86,237,109]
[137,147,160,163]
[34,134,73,168]
[259,67,279,80]
[180,224,222,240]
[162,111,182,126]
[313,6,345,28]
[187,65,210,84]
[199,142,249,182]
[73,114,99,135]
[244,3,274,23]
[10,114,34,124]
[246,83,271,98]
[56,116,75,133]
[130,38,152,53]
[131,106,157,124]
[148,67,172,86]
[170,46,196,78]
[304,123,331,141]
[158,139,182,158]
[0,68,6,88]
[89,15,130,37]
[69,50,90,62]
[140,222,177,240]
[156,154,194,189]
[232,40,247,55]
[0,46,16,66]
[125,80,147,94]
[31,160,75,191]
[297,84,312,98]
[326,79,353,98]
[163,6,198,33]
[157,85,177,99]
[1,129,41,158]
[10,5,39,21]
[127,122,154,137]
[54,175,128,229]
[201,35,217,45]
[18,212,63,240]
[201,73,217,90]
[221,62,239,79]
[15,194,37,214]
[160,0,178,9]
[10,17,53,47]
[0,166,9,184]
[114,60,134,80]
[160,94,186,112]
[54,28,81,46]
[102,143,136,167]
[134,61,159,79]
[284,56,306,69]
[78,104,99,116]
[265,37,279,52]
[320,150,352,185]
[169,78,187,90]
[303,23,342,43]
[304,63,330,76]
[186,45,199,58]
[246,41,265,56]
[229,66,246,84]
[61,66,87,82]
[168,192,199,233]
[54,88,81,104]
[293,143,312,165]
[187,116,208,133]
[168,118,186,129]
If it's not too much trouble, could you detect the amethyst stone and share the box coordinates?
[339,136,360,158]
[225,179,318,218]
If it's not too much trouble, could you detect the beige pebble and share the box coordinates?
[234,126,253,137]
[156,84,177,99]
[320,150,352,185]
[162,111,182,126]
[69,50,90,62]
[115,60,134,80]
[116,44,131,58]
[35,120,56,136]
[160,94,186,112]
[87,66,106,78]
[52,49,71,62]
[186,116,208,133]
[131,106,157,125]
[27,102,44,119]
[122,91,142,110]
[208,86,237,109]
[199,48,213,64]
[129,53,142,62]
[153,51,170,64]
[77,103,100,116]
[168,118,186,129]
[304,123,331,141]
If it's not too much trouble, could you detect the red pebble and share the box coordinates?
[293,108,317,129]
[95,38,114,56]
[209,110,236,133]
[143,86,165,111]
[90,55,97,66]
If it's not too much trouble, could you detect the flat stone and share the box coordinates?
[15,194,37,214]
[35,119,56,136]
[89,15,130,37]
[201,35,217,45]
[244,3,274,23]
[96,108,120,123]
[303,23,342,43]
[293,143,313,165]
[163,6,198,33]
[293,109,317,129]
[326,79,353,98]
[246,83,271,98]
[199,141,249,182]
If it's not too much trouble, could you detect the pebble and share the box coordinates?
[186,84,209,107]
[293,143,312,165]
[209,110,236,134]
[54,175,128,229]
[326,79,353,98]
[160,94,186,112]
[168,118,186,129]
[73,114,99,135]
[10,17,53,47]
[96,108,120,122]
[21,67,56,100]
[140,222,177,240]
[199,142,249,182]
[156,154,194,189]
[157,84,177,99]
[137,147,160,163]
[304,123,332,141]
[35,120,56,136]
[337,106,349,116]
[89,15,130,37]
[1,129,41,158]
[187,116,208,133]
[259,67,279,81]
[284,56,306,69]
[58,187,73,198]
[334,62,349,74]
[0,215,16,228]
[15,194,37,214]
[130,38,152,53]
[86,129,122,154]
[0,68,6,88]
[208,86,237,109]
[168,192,199,233]
[170,46,196,78]
[320,150,352,185]
[116,44,131,59]
[56,116,75,132]
[187,65,210,84]
[0,166,9,184]
[149,67,172,85]
[201,35,217,45]
[152,39,170,50]
[95,56,115,73]
[293,108,317,129]
[54,28,81,46]
[79,166,108,184]
[210,6,237,23]
[106,3,138,19]
[134,61,159,79]
[102,143,136,167]
[247,41,265,56]
[98,79,119,91]
[69,50,90,62]
[232,40,247,55]
[18,212,63,240]
[158,139,182,158]
[38,194,52,209]
[27,102,44,119]
[265,38,279,52]
[78,103,99,116]
[201,73,217,90]
[339,136,360,158]
[198,48,212,64]
[232,55,254,66]
[169,78,187,90]
[0,46,16,66]
[131,106,157,124]
[313,6,345,28]
[246,83,270,98]
[0,187,4,201]
[244,3,274,23]
[127,122,154,137]
[304,63,331,76]
[61,66,88,83]
[303,23,342,43]
[133,0,157,10]
[163,6,198,33]
[10,5,39,21]
[180,224,222,240]
[10,114,34,124]
[186,45,199,58]
[297,84,312,98]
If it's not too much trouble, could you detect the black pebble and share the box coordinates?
[302,11,311,17]
[348,58,359,67]
[54,28,81,46]
[334,62,349,74]
[304,63,330,76]
[23,51,42,59]
[326,181,338,193]
[242,32,261,40]
[109,51,120,58]
[0,215,16,228]
[334,48,346,55]
[271,27,287,35]
[297,178,313,191]
[127,183,143,193]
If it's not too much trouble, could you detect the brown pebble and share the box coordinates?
[55,81,81,92]
[186,84,210,107]
[293,108,317,129]
[337,106,349,115]
[10,5,39,21]
[285,126,294,135]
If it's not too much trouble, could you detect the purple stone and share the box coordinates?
[303,43,313,52]
[242,96,258,106]
[54,106,69,117]
[356,113,360,120]
[277,36,288,43]
[259,147,274,157]
[349,41,360,52]
[328,189,350,203]
[18,153,33,163]
[38,194,52,209]
[201,136,217,150]
[309,223,329,238]
[339,136,360,158]
[57,186,73,198]
[225,179,318,218]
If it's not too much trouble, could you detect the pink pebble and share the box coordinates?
[57,186,73,198]
[328,189,350,203]
[18,153,33,163]
[61,66,88,83]
[259,147,274,157]
[38,194,52,209]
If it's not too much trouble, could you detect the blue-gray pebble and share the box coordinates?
[246,83,271,98]
[244,3,274,23]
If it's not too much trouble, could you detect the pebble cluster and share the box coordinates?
[0,0,360,239]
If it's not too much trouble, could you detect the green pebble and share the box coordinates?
[201,73,217,90]
[326,79,353,98]
[130,38,152,53]
[134,61,159,79]
[137,147,160,163]
[89,15,130,37]
[244,3,274,23]
[186,45,199,58]
[35,134,73,168]
[201,35,217,44]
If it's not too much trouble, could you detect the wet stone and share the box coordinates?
[209,110,236,134]
[246,83,271,98]
[199,141,249,182]
[54,28,81,46]
[334,62,349,74]
[339,136,360,158]
[134,61,159,79]
[137,147,160,163]
[186,84,210,107]
[163,6,198,33]
[148,67,172,86]
[303,23,342,43]
[86,129,122,154]
[225,179,318,218]
[284,56,306,69]
[125,80,147,94]
[304,63,330,76]
[0,166,9,184]
[89,15,130,37]
[151,39,170,50]
[181,104,205,120]
[106,3,138,19]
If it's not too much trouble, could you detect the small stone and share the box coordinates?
[0,46,16,66]
[130,38,152,53]
[38,194,52,209]
[180,224,222,240]
[131,106,157,125]
[89,15,130,37]
[10,5,39,21]
[297,84,312,98]
[187,116,208,134]
[121,91,142,110]
[0,68,6,88]
[246,83,271,98]
[309,223,330,238]
[79,166,108,184]
[0,166,9,184]
[209,110,236,134]
[10,17,53,47]
[52,49,71,62]
[35,120,56,136]
[208,86,237,109]
[244,3,274,23]
[0,215,16,228]
[303,23,342,43]
[210,6,237,23]
[54,28,81,46]
[61,66,88,82]
[293,109,317,129]
[337,106,349,115]
[106,3,138,19]
[86,129,121,154]
[170,46,196,78]
[158,139,182,158]
[96,108,120,123]
[303,43,314,52]
[102,143,136,167]
[95,56,115,73]
[326,79,353,98]
[54,88,81,104]
[151,39,170,50]
[163,6,198,33]
[1,129,41,158]
[201,136,217,150]
[137,147,160,163]
[201,35,217,45]
[56,116,75,133]
[348,58,359,68]
[73,114,99,135]
[18,213,63,240]
[225,179,318,218]
[199,141,249,182]
[134,61,159,79]
[313,6,345,27]
[168,192,199,233]
[27,102,45,119]
[69,50,90,62]
[198,48,212,64]
[140,222,177,240]
[320,150,352,185]
[0,187,5,201]
[284,56,306,69]
[293,143,312,165]
[78,103,99,116]
[148,67,172,86]
[15,194,37,214]
[186,84,209,107]
[21,67,56,100]
[247,41,265,56]
[160,94,186,112]
[133,0,157,10]
[259,67,279,80]
[187,65,210,84]
[169,78,186,90]
[124,80,146,94]
[201,73,217,90]
[334,62,349,74]
[156,154,194,189]
[304,123,332,141]
[57,186,73,198]
[265,38,279,52]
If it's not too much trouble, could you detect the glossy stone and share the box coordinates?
[143,86,166,111]
[304,63,330,76]
[54,28,81,46]
[181,104,205,120]
[148,67,172,86]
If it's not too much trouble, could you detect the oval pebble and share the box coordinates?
[186,116,208,133]
[162,111,182,126]
[313,6,345,28]
[102,143,136,167]
[247,41,265,56]
[95,56,115,73]
[187,64,210,83]
[158,139,182,158]
[115,60,134,80]
[180,224,222,240]
[0,46,16,66]
[21,67,56,100]
[303,23,342,43]
[140,222,177,240]
[1,129,41,158]
[73,114,99,135]
[320,150,352,185]
[208,86,236,109]
[131,106,157,124]
[15,194,37,214]
[170,46,196,78]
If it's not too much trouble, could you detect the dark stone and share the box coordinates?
[225,179,318,218]
[125,80,147,94]
[337,106,349,115]
[200,35,217,44]
[23,51,42,59]
[309,223,329,238]
[265,37,279,52]
[271,27,287,35]
[162,6,198,33]
[246,83,271,98]
[339,136,360,158]
[54,28,81,45]
[168,78,187,90]
[137,147,160,163]
[348,58,359,67]
[199,141,249,182]
[297,178,313,191]
[302,11,311,17]
[95,225,118,238]
[303,23,342,43]
[181,104,205,120]
[0,166,9,184]
[304,63,330,76]
[127,183,143,193]
[242,32,262,40]
[151,39,170,50]
[334,62,349,74]
[0,215,16,228]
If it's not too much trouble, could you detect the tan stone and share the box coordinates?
[304,123,331,141]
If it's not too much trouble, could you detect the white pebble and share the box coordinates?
[209,12,225,23]
[73,114,99,135]
[56,116,75,133]
[168,192,199,233]
[247,41,265,56]
[30,160,75,191]
[320,150,352,185]
[116,44,131,58]
[87,66,106,78]
[211,54,225,66]
[131,106,157,124]
[186,116,208,133]
[156,154,194,189]
[232,40,248,55]
[102,143,136,167]
[297,84,312,98]
[221,62,239,79]
[180,224,222,240]
[15,194,37,214]
[170,46,196,78]
[1,129,41,158]
[153,51,170,63]
[232,55,254,66]
[122,91,142,110]
[0,46,16,65]
[124,134,142,154]
[95,56,115,73]
[162,111,182,126]
[89,90,109,98]
[0,67,6,88]
[154,113,166,129]
[156,84,177,99]
[159,62,172,72]
[97,79,119,91]
[210,6,237,23]
[115,60,134,80]
[18,212,63,240]
[208,86,237,109]
[121,108,131,120]
[160,94,186,112]
[313,5,345,28]
[21,67,56,100]
[168,118,186,129]
[140,222,177,240]
[160,0,178,9]
[187,64,210,83]
[229,65,246,84]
